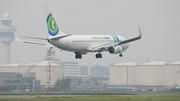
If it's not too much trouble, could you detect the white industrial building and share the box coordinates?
[109,62,136,85]
[109,61,180,90]
[165,61,180,86]
[0,61,63,86]
[136,61,167,86]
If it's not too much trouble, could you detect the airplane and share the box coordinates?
[14,6,142,59]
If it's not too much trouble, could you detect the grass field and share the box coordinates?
[1,90,180,94]
[0,96,180,101]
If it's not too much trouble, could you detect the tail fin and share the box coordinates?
[45,6,59,36]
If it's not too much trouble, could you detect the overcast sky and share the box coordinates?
[0,0,180,66]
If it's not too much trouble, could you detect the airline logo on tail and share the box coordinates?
[46,13,59,36]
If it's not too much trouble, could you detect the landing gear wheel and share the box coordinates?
[96,54,99,58]
[79,54,82,59]
[75,53,82,59]
[75,54,78,59]
[99,54,102,58]
[95,53,102,59]
[119,54,123,57]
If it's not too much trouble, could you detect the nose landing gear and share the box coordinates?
[119,53,123,57]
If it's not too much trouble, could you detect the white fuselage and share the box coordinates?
[48,35,129,54]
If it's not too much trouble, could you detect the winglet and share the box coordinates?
[138,26,142,38]
[13,31,21,42]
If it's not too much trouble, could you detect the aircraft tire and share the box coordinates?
[119,54,123,57]
[96,54,99,58]
[75,54,78,59]
[96,54,102,59]
[79,54,82,59]
[99,54,102,58]
[75,54,82,59]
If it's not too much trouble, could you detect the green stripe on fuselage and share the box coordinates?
[111,35,117,43]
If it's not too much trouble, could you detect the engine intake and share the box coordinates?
[109,46,114,53]
[108,46,122,54]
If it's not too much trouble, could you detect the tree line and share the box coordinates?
[52,77,71,91]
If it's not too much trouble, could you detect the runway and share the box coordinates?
[0,95,98,98]
[0,94,180,98]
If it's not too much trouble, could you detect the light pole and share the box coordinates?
[127,66,128,86]
[120,74,121,86]
[127,66,129,92]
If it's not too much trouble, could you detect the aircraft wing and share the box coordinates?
[13,31,54,47]
[117,26,142,45]
[91,26,142,52]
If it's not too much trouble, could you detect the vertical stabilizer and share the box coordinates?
[45,6,59,36]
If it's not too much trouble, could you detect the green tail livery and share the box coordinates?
[46,13,59,36]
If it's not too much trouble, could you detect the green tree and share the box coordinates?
[53,79,61,91]
[65,77,71,90]
[60,77,71,90]
[53,77,72,91]
[60,77,66,90]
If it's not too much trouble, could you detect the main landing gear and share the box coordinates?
[95,51,102,59]
[74,52,123,59]
[75,52,82,59]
